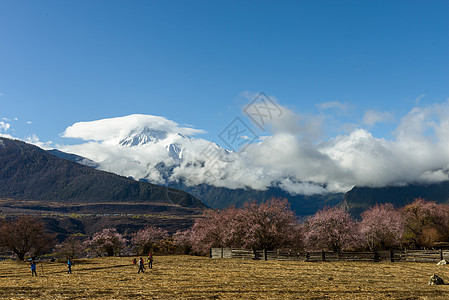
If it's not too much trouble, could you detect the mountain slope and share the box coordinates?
[0,137,204,208]
[47,149,99,168]
[47,147,343,216]
[342,182,449,216]
[167,182,343,217]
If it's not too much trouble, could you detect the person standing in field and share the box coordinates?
[30,259,37,277]
[67,259,72,274]
[137,257,146,273]
[148,253,153,269]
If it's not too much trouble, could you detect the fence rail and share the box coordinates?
[210,248,449,263]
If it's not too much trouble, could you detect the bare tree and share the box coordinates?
[0,216,54,260]
[54,235,85,259]
[401,198,449,248]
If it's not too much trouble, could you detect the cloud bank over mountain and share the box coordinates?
[58,101,449,195]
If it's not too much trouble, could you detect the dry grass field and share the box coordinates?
[1,255,449,299]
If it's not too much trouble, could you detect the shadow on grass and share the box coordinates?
[0,264,131,278]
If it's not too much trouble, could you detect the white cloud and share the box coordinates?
[62,114,205,144]
[59,113,337,193]
[0,121,11,132]
[322,100,449,188]
[278,178,328,195]
[55,99,449,196]
[362,110,394,127]
[25,134,53,149]
[238,91,260,102]
[60,114,209,185]
[0,133,14,139]
[317,101,351,113]
[415,94,425,105]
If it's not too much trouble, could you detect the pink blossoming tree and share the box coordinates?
[173,229,193,254]
[360,203,403,250]
[131,226,169,255]
[84,228,127,257]
[189,198,302,254]
[189,207,246,254]
[304,207,362,252]
[241,198,301,250]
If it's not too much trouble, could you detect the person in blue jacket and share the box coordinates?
[30,260,37,277]
[67,259,73,274]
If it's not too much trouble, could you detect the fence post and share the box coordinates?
[306,252,310,262]
[321,250,326,262]
[373,250,380,262]
[440,249,443,261]
[263,249,267,261]
[210,248,212,258]
[252,248,258,260]
[389,249,394,262]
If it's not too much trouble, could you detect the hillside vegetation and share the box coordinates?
[0,137,203,207]
[169,182,343,216]
[343,182,449,216]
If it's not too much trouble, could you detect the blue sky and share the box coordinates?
[1,0,448,147]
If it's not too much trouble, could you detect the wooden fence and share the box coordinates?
[210,248,449,263]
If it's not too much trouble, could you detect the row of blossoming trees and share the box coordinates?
[1,197,449,259]
[177,197,449,255]
[56,226,173,259]
[0,218,172,260]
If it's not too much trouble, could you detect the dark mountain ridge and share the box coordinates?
[0,137,203,208]
[167,182,343,218]
[48,142,449,219]
[342,181,449,216]
[48,145,344,216]
[47,149,99,168]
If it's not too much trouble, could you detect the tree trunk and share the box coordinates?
[106,247,114,256]
[15,250,26,261]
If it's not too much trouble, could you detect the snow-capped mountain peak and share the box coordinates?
[119,127,169,146]
[117,126,192,161]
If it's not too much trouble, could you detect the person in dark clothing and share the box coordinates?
[148,253,153,269]
[30,260,37,277]
[137,257,146,273]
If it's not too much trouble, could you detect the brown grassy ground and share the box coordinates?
[1,255,449,299]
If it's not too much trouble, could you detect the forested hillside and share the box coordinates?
[0,137,203,208]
